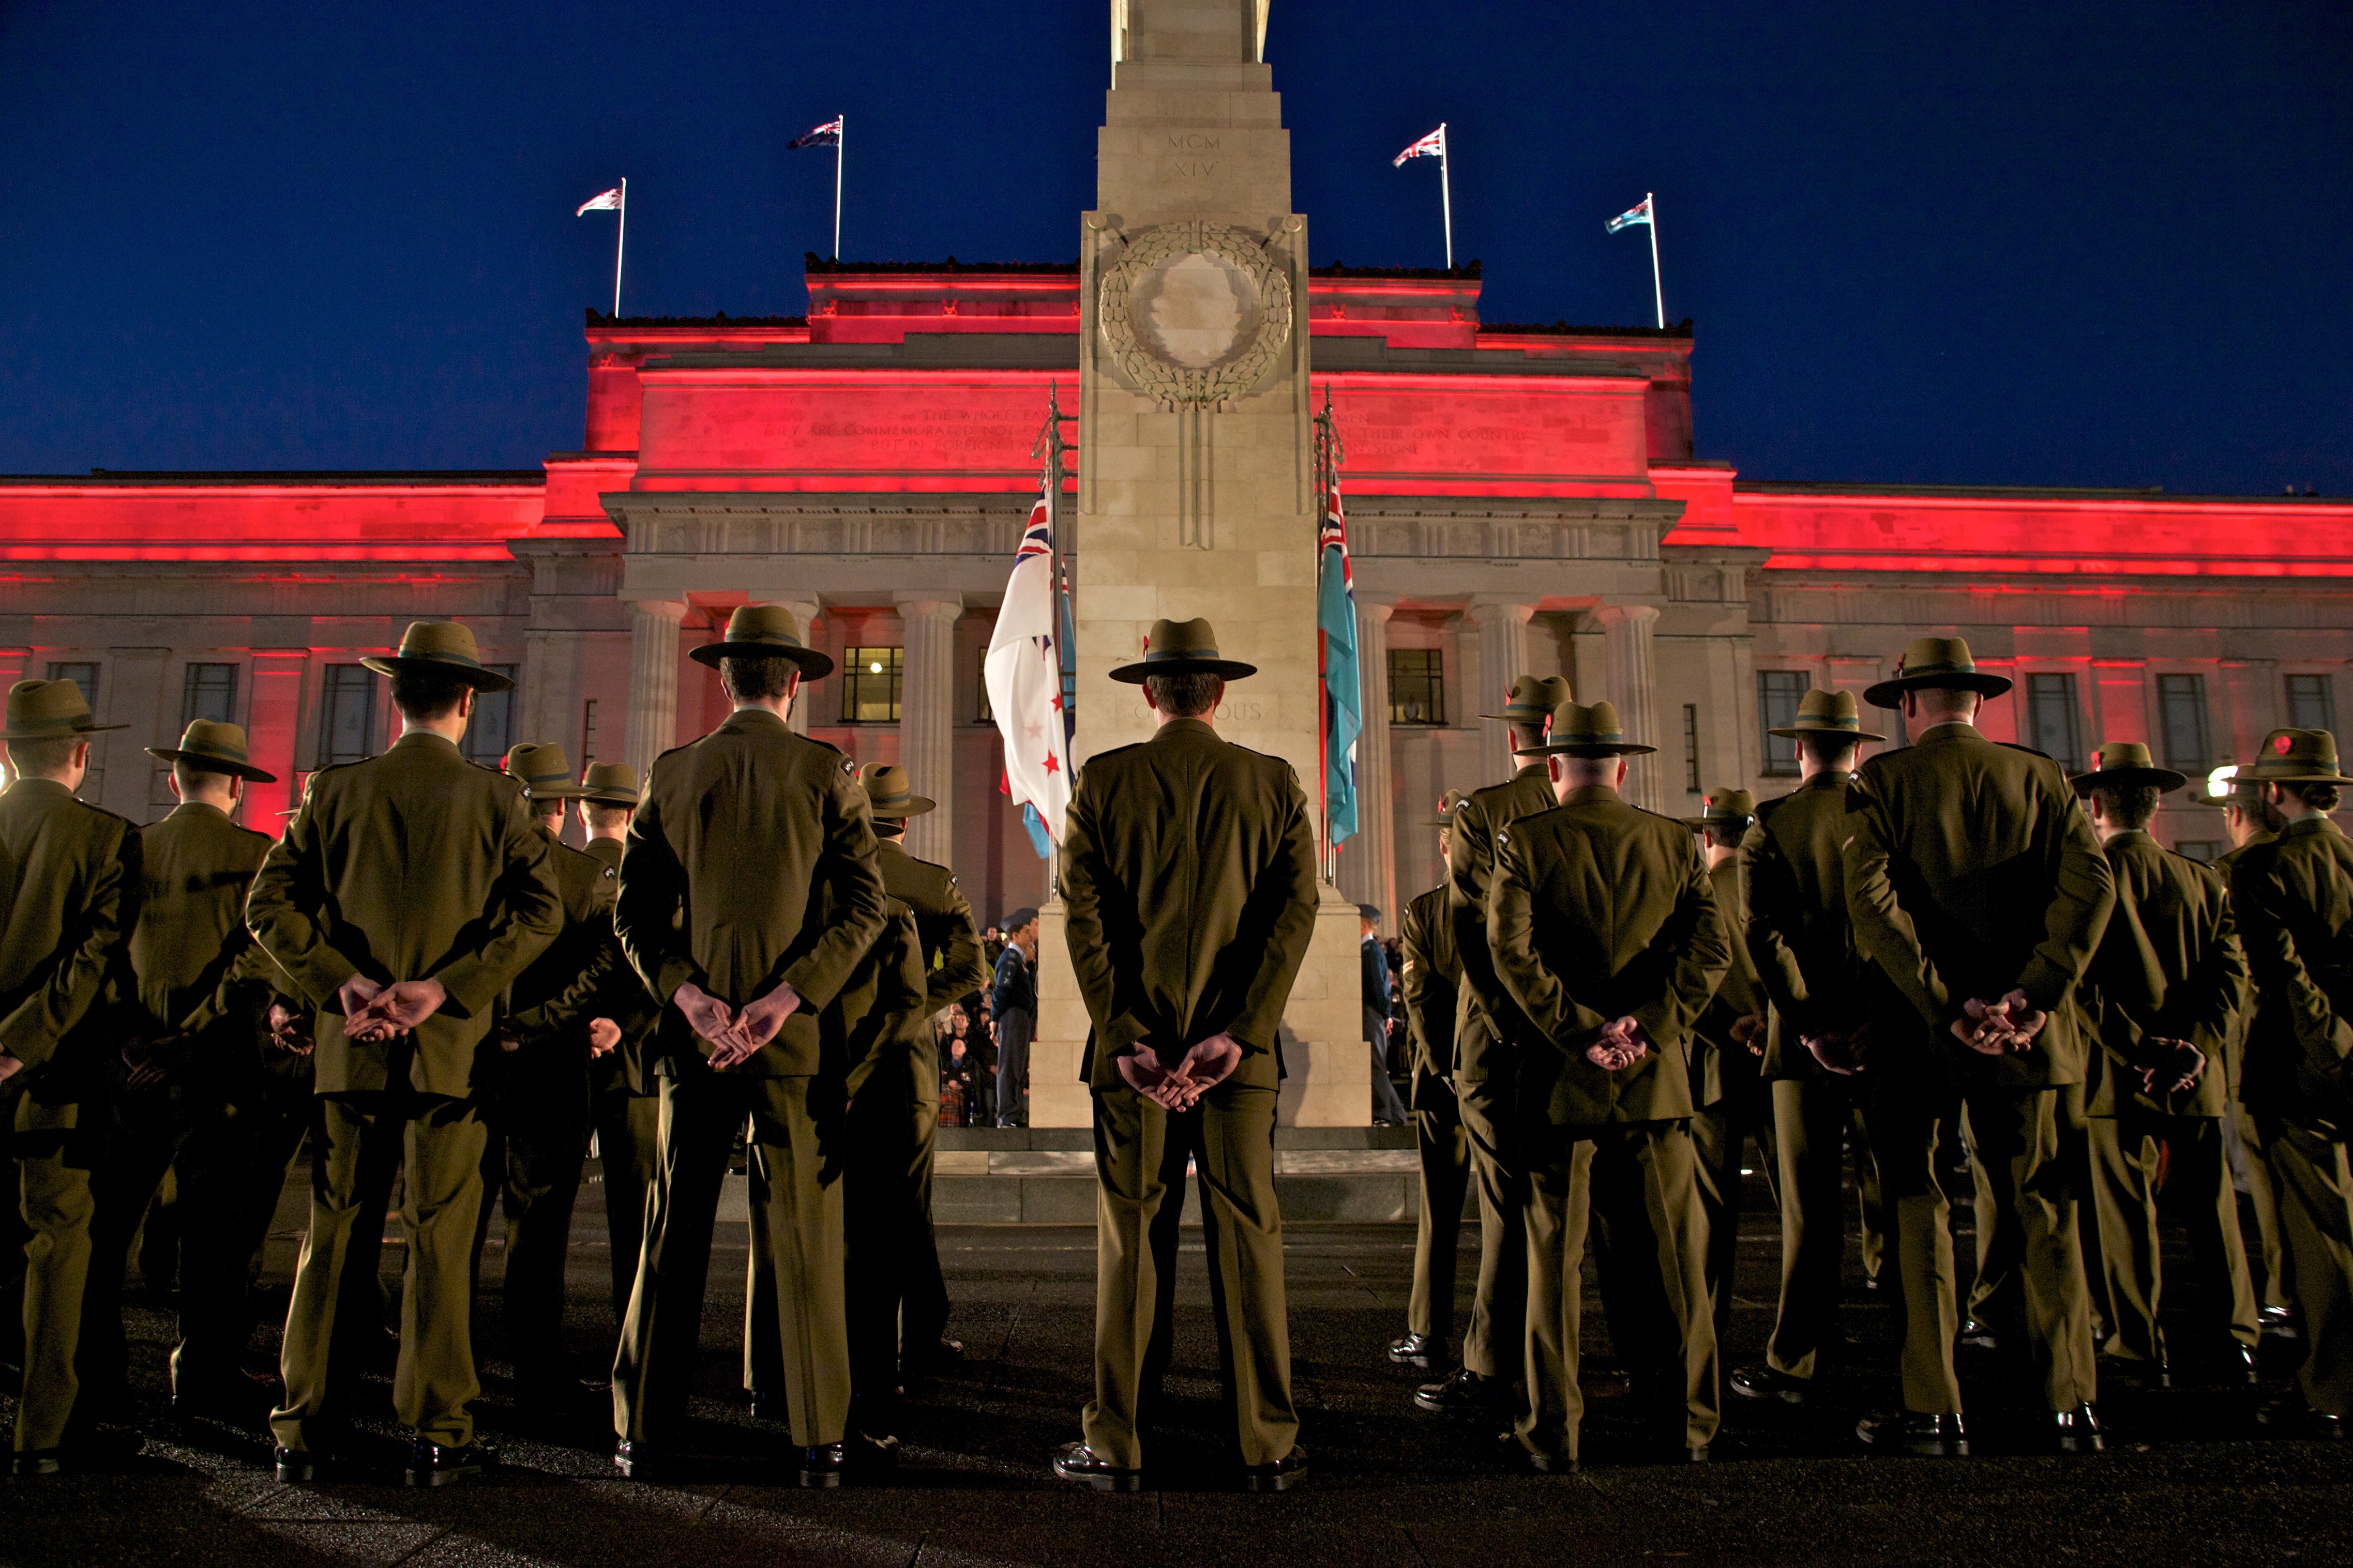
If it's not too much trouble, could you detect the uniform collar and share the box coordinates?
[1152,717,1219,741]
[1913,721,1983,746]
[585,835,623,865]
[1514,763,1549,782]
[2102,828,2156,853]
[2285,814,2343,840]
[877,836,909,859]
[167,800,232,821]
[1559,784,1618,807]
[392,730,462,755]
[1798,770,1852,793]
[4,777,74,801]
[719,707,791,734]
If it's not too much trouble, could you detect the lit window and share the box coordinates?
[1387,649,1445,725]
[842,646,903,723]
[2026,674,2081,767]
[47,661,98,709]
[2286,673,2336,736]
[2157,675,2210,770]
[461,666,518,765]
[1757,672,1809,777]
[2173,840,2223,865]
[580,697,599,765]
[1683,704,1701,795]
[316,666,378,766]
[182,663,239,726]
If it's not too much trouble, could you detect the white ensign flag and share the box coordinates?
[984,492,1073,841]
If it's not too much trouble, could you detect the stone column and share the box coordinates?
[894,592,962,866]
[776,597,822,736]
[1597,603,1664,813]
[247,649,309,827]
[1345,597,1398,925]
[104,646,171,821]
[624,600,687,784]
[1469,599,1535,784]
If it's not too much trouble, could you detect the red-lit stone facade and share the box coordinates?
[5,257,2346,925]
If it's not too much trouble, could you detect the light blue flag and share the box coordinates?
[1318,492,1362,844]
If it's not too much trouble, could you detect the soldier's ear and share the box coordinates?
[1612,757,1627,789]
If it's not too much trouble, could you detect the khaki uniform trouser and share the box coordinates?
[615,1070,848,1450]
[477,1051,592,1380]
[1085,1079,1296,1471]
[2260,1116,2353,1418]
[1457,1073,1527,1381]
[2228,1101,2294,1313]
[1763,1076,1884,1380]
[4,1087,103,1454]
[1408,1080,1471,1344]
[1518,1120,1713,1463]
[1873,1078,2095,1414]
[1691,1077,1778,1371]
[274,1092,489,1451]
[592,1088,661,1329]
[2087,1112,2257,1366]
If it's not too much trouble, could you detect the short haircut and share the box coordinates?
[7,735,82,779]
[2089,781,2161,831]
[1142,672,1221,719]
[1704,820,1753,850]
[389,668,471,722]
[721,654,797,702]
[584,802,632,833]
[2287,781,2342,813]
[171,759,238,792]
[1506,724,1548,756]
[530,796,567,823]
[1797,733,1862,768]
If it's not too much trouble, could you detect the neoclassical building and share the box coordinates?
[4,253,2346,927]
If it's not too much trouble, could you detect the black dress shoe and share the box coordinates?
[842,1429,900,1480]
[2256,1396,2348,1439]
[2230,1344,2261,1386]
[1861,1273,1887,1295]
[1729,1365,1811,1404]
[799,1443,846,1488]
[1241,1444,1308,1493]
[909,1337,964,1374]
[1856,1410,1969,1456]
[1957,1319,1998,1350]
[2096,1353,2170,1391]
[10,1451,61,1477]
[1415,1365,1509,1414]
[748,1388,786,1424]
[1497,1430,1575,1473]
[612,1440,661,1481]
[2048,1403,2104,1453]
[274,1445,316,1484]
[17,1427,146,1476]
[2261,1305,2301,1339]
[1052,1440,1143,1493]
[171,1367,280,1420]
[1387,1332,1438,1368]
[405,1439,492,1488]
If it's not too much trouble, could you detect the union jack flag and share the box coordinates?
[1392,124,1446,166]
[1014,496,1051,560]
[788,117,843,149]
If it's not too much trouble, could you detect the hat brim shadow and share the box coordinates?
[1863,673,2012,709]
[582,791,641,808]
[2068,766,2190,794]
[688,641,837,679]
[2246,768,2353,787]
[1,722,131,742]
[358,656,516,693]
[145,746,278,783]
[870,796,939,818]
[1768,724,1887,743]
[1514,741,1657,758]
[1108,657,1258,684]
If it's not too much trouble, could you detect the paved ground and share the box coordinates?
[5,1162,2349,1567]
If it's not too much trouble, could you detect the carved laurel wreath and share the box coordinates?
[1097,221,1295,408]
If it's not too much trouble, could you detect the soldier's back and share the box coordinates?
[131,803,272,1029]
[0,780,135,998]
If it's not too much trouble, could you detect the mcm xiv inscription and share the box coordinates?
[1166,132,1222,150]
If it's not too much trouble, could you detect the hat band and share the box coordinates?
[723,634,806,652]
[1795,716,1861,731]
[182,743,251,764]
[11,714,94,735]
[1899,662,1975,679]
[1559,732,1627,746]
[871,789,914,808]
[398,647,482,669]
[1144,646,1220,663]
[520,769,570,786]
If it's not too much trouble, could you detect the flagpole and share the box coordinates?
[1439,124,1453,270]
[614,177,627,318]
[1646,189,1663,329]
[833,114,844,260]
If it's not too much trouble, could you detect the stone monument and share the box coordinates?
[1029,0,1366,1127]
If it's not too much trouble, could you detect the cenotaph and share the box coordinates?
[1029,0,1366,1127]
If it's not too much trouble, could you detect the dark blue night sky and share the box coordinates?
[3,1,2347,495]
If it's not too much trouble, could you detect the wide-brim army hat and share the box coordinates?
[2246,727,2353,786]
[0,678,128,742]
[506,742,587,800]
[1109,617,1258,684]
[146,718,276,783]
[580,761,640,807]
[859,761,937,817]
[1768,687,1886,743]
[689,603,837,679]
[1426,787,1472,827]
[1863,636,2013,709]
[1479,675,1574,725]
[1518,699,1655,757]
[1683,787,1759,830]
[2068,740,2187,795]
[359,620,515,692]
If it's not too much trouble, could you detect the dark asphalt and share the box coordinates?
[4,1162,2347,1567]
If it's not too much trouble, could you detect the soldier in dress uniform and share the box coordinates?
[1728,689,1888,1406]
[2231,727,2353,1438]
[248,621,565,1486]
[1389,790,1472,1372]
[574,762,663,1334]
[84,721,300,1425]
[2216,765,2297,1341]
[0,679,140,1475]
[1051,618,1319,1494]
[2070,741,2257,1388]
[609,604,893,1486]
[1683,787,1771,1398]
[479,741,623,1407]
[1490,700,1730,1468]
[1416,674,1572,1419]
[1842,636,2115,1457]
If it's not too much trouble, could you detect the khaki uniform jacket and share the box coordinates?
[2230,814,2353,1129]
[504,833,622,1048]
[129,801,274,1045]
[1489,785,1730,1127]
[1400,884,1461,1110]
[878,838,987,1019]
[582,835,661,1097]
[827,896,929,1095]
[1843,723,2116,1088]
[2079,830,2247,1119]
[2214,831,2277,1107]
[1060,717,1320,1091]
[1689,857,1764,1109]
[248,732,566,1098]
[1741,771,1881,1080]
[614,708,889,1079]
[0,779,139,1107]
[1446,765,1561,1084]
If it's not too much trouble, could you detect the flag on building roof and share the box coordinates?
[985,490,1074,844]
[1607,195,1653,233]
[1392,125,1446,166]
[575,187,622,216]
[1318,483,1362,845]
[788,117,843,149]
